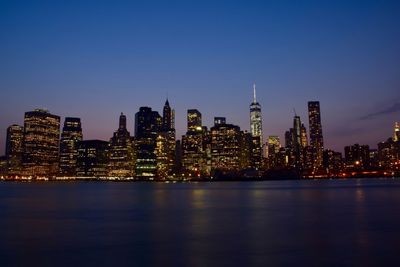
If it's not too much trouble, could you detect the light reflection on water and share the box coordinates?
[0,179,400,266]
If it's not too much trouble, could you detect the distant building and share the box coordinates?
[267,135,281,169]
[108,113,135,178]
[182,109,210,177]
[211,118,241,173]
[22,109,60,176]
[308,101,324,169]
[300,124,308,148]
[344,144,370,169]
[250,84,263,151]
[394,122,400,142]
[157,99,176,179]
[323,149,343,175]
[76,140,109,177]
[5,124,23,175]
[214,117,226,126]
[135,107,162,180]
[187,109,202,132]
[59,117,83,176]
[378,138,400,169]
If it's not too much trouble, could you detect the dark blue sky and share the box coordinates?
[1,0,399,153]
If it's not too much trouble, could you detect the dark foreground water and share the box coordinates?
[0,179,400,266]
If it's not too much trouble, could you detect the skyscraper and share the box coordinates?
[108,113,135,178]
[293,115,303,169]
[187,109,202,132]
[250,84,263,144]
[182,109,210,177]
[157,99,176,179]
[76,140,109,177]
[162,99,175,131]
[5,124,23,175]
[300,124,308,148]
[308,101,324,169]
[135,107,162,180]
[394,122,400,142]
[59,117,83,176]
[211,118,241,173]
[22,109,60,176]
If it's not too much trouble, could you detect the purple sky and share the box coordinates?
[1,0,400,154]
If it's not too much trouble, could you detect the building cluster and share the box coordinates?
[1,87,399,180]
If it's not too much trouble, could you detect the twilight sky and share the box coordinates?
[1,0,400,154]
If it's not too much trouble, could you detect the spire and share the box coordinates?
[253,83,257,103]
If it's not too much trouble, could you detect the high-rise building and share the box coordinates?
[394,122,400,142]
[344,144,370,169]
[266,135,281,169]
[323,149,343,175]
[108,113,135,178]
[211,119,241,173]
[187,109,202,132]
[5,124,24,175]
[182,109,210,177]
[22,109,60,176]
[292,115,303,169]
[156,99,176,179]
[135,107,162,180]
[300,124,308,148]
[308,101,324,169]
[250,84,263,146]
[59,117,83,176]
[76,140,109,177]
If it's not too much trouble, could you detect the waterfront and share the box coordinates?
[0,179,399,266]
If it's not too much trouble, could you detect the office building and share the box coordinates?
[108,113,135,178]
[308,101,324,169]
[22,109,60,176]
[76,140,109,177]
[59,117,83,176]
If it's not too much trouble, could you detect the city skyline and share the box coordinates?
[0,92,399,155]
[1,0,400,154]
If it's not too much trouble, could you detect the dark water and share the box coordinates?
[0,179,399,266]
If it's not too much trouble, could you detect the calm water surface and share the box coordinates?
[0,179,399,266]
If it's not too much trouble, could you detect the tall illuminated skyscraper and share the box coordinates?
[5,124,24,174]
[135,107,162,180]
[108,113,135,178]
[394,122,400,142]
[157,99,176,179]
[59,117,83,176]
[250,84,263,145]
[187,109,202,132]
[22,109,60,176]
[308,101,324,169]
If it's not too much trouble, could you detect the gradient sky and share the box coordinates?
[1,0,400,154]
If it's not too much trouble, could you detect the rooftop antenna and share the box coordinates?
[293,108,297,117]
[253,83,257,103]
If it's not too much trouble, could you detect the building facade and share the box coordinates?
[308,101,324,169]
[59,117,83,176]
[76,140,109,177]
[108,113,135,178]
[5,124,24,175]
[22,109,60,176]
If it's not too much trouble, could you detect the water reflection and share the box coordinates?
[0,180,400,266]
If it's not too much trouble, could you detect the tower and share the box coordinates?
[308,101,324,169]
[394,122,400,142]
[22,109,60,176]
[5,124,24,174]
[250,84,263,143]
[108,113,135,178]
[59,117,83,176]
